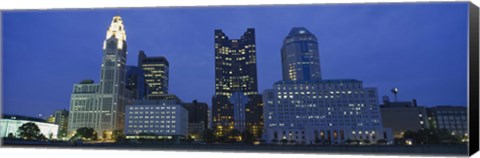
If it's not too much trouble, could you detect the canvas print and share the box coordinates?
[0,2,476,156]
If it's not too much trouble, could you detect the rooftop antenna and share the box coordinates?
[391,88,399,102]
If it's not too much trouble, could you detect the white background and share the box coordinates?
[0,0,477,158]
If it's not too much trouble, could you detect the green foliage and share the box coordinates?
[113,130,125,143]
[7,133,15,139]
[17,122,46,140]
[72,127,98,141]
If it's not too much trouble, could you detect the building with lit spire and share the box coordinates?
[68,16,131,140]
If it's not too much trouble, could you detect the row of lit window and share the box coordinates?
[128,111,176,115]
[128,116,176,119]
[128,125,176,129]
[129,106,176,110]
[130,129,176,133]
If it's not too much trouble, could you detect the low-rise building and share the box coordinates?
[263,80,392,145]
[1,115,59,140]
[380,98,429,138]
[124,95,188,140]
[427,106,467,138]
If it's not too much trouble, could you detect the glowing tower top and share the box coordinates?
[104,16,127,50]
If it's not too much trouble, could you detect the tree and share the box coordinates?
[17,122,44,140]
[227,129,241,143]
[72,127,98,141]
[241,130,255,144]
[345,139,354,145]
[314,137,322,144]
[362,139,370,144]
[203,129,215,143]
[377,139,387,145]
[113,130,125,143]
[7,133,15,139]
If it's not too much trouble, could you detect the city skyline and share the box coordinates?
[3,2,468,118]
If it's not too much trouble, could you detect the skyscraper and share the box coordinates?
[212,28,263,139]
[68,16,130,140]
[262,27,392,145]
[281,27,321,81]
[97,15,129,139]
[126,66,147,100]
[138,51,169,96]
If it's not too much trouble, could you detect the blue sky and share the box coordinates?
[2,2,469,118]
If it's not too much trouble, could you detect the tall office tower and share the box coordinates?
[138,51,169,96]
[263,80,392,145]
[97,15,129,139]
[68,16,130,140]
[281,27,321,81]
[53,109,69,139]
[68,80,100,136]
[126,66,147,100]
[212,28,263,139]
[182,100,208,140]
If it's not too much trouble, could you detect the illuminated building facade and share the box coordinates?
[124,97,188,140]
[281,27,321,81]
[138,51,169,96]
[263,80,392,144]
[212,28,263,138]
[69,16,130,140]
[1,115,59,140]
[68,80,99,135]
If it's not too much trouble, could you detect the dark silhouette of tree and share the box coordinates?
[7,133,15,139]
[72,127,98,141]
[362,139,370,144]
[113,130,125,143]
[203,129,215,143]
[401,129,461,145]
[228,129,241,142]
[377,139,387,144]
[17,122,45,140]
[241,130,255,144]
[345,139,353,144]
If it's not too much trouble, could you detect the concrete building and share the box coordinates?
[281,27,321,81]
[212,28,263,138]
[138,51,169,96]
[68,80,99,136]
[182,100,208,141]
[263,80,392,144]
[124,98,188,140]
[1,115,59,140]
[379,97,429,138]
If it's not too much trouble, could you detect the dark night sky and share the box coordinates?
[2,2,468,118]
